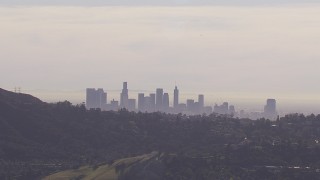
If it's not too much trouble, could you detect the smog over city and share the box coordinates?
[1,0,320,179]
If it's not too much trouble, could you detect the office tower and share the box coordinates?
[264,99,277,120]
[198,94,204,113]
[86,88,107,110]
[198,94,204,108]
[149,93,156,112]
[110,99,119,111]
[144,96,151,112]
[174,86,179,109]
[186,99,195,112]
[156,88,163,111]
[194,102,200,114]
[120,82,129,109]
[229,105,235,115]
[128,99,136,112]
[214,102,229,114]
[97,89,107,107]
[163,93,169,112]
[138,93,145,112]
[86,88,96,109]
[222,102,229,114]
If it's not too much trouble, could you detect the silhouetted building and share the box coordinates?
[149,93,156,112]
[128,99,136,112]
[163,93,169,112]
[198,94,204,113]
[156,88,163,111]
[174,86,179,109]
[138,93,145,112]
[187,99,195,113]
[264,99,277,120]
[178,103,187,113]
[214,102,230,114]
[120,82,129,109]
[110,99,119,111]
[86,88,107,110]
[229,105,235,116]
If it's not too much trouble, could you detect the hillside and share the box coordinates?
[1,89,320,179]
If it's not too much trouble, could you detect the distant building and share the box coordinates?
[156,88,163,111]
[187,99,195,113]
[198,95,204,108]
[178,103,187,113]
[110,99,119,111]
[120,82,129,109]
[229,105,236,116]
[198,94,204,113]
[149,93,156,112]
[264,99,277,120]
[214,102,235,115]
[128,99,136,112]
[138,93,145,112]
[174,86,179,109]
[86,88,107,110]
[163,93,169,112]
[144,96,153,112]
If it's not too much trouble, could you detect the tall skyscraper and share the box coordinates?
[229,105,235,115]
[156,88,163,111]
[120,82,129,109]
[163,93,169,112]
[86,88,107,110]
[198,94,204,112]
[174,86,179,109]
[187,99,195,113]
[86,88,96,109]
[264,99,277,120]
[149,93,156,112]
[138,93,145,112]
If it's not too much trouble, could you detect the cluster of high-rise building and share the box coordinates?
[86,82,278,120]
[86,82,211,115]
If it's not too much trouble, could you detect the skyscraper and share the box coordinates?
[128,99,136,112]
[120,82,129,109]
[138,93,145,112]
[156,88,163,111]
[198,94,204,113]
[163,93,169,112]
[149,93,156,112]
[187,99,195,113]
[264,99,277,120]
[86,88,107,110]
[174,86,179,109]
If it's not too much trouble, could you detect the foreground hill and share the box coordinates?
[1,88,320,179]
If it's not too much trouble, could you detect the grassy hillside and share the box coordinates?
[44,152,159,180]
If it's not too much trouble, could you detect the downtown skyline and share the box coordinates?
[1,3,320,115]
[86,82,278,120]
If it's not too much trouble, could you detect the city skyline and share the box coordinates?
[1,3,320,115]
[86,82,278,120]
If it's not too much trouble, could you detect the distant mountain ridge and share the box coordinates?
[0,88,43,107]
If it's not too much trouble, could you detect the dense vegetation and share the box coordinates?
[1,88,320,179]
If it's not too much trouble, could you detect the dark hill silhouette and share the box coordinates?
[0,88,43,105]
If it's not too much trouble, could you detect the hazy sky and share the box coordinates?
[1,1,320,113]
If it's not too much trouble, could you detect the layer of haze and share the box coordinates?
[1,3,320,114]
